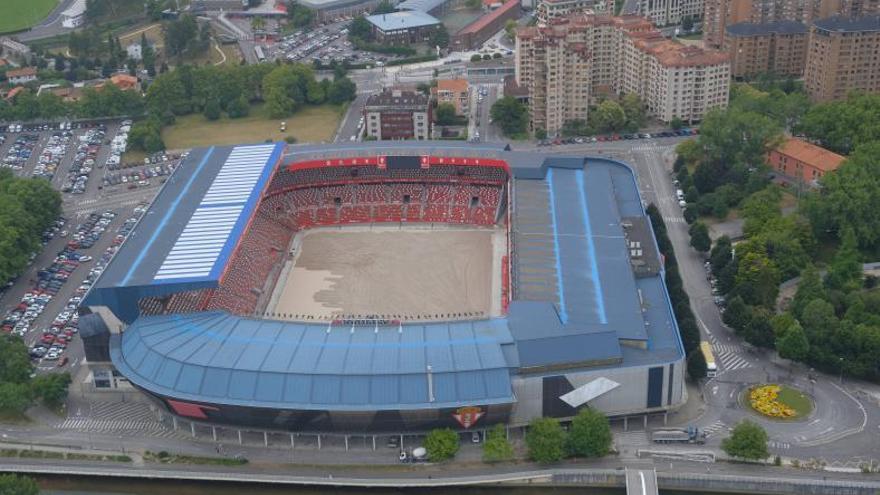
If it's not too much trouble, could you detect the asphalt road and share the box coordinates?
[16,0,77,41]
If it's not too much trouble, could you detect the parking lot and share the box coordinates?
[268,19,408,67]
[0,118,170,377]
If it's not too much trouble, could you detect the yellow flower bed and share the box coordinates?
[749,385,796,418]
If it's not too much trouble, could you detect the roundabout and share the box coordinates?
[746,384,813,421]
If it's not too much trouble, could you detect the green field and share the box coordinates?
[0,0,59,34]
[775,385,813,418]
[161,103,344,150]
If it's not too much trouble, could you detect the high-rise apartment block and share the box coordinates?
[804,16,880,102]
[516,15,729,134]
[702,0,842,48]
[723,20,808,78]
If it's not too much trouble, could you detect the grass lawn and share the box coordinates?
[161,103,344,150]
[0,0,59,34]
[776,385,813,418]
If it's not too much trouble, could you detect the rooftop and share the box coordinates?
[365,89,430,108]
[396,0,447,13]
[7,67,37,77]
[775,137,845,172]
[813,15,880,33]
[726,20,808,37]
[436,78,469,94]
[366,10,441,32]
[457,0,519,36]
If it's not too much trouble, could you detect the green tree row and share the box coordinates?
[526,409,613,463]
[0,335,71,415]
[646,204,707,379]
[560,94,647,137]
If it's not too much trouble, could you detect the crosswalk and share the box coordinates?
[700,420,727,437]
[768,440,791,450]
[713,343,752,372]
[57,401,189,440]
[663,216,686,224]
[90,401,157,422]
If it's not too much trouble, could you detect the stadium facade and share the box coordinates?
[80,142,686,433]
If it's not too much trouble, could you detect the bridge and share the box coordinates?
[625,467,659,495]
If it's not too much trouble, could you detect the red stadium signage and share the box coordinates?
[167,399,219,419]
[287,156,510,174]
[453,406,484,429]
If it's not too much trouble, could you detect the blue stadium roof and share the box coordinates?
[84,143,284,321]
[85,142,684,411]
[111,312,517,411]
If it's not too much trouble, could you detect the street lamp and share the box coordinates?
[839,357,844,384]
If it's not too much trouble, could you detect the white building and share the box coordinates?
[62,0,88,28]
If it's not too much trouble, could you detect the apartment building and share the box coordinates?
[516,14,729,134]
[702,0,840,48]
[633,0,703,27]
[364,89,432,140]
[805,16,880,102]
[723,20,807,78]
[535,0,607,24]
[433,78,470,115]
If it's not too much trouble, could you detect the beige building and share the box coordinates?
[535,0,607,24]
[805,16,880,102]
[633,0,703,27]
[702,0,842,48]
[516,15,729,134]
[432,78,470,115]
[723,20,808,78]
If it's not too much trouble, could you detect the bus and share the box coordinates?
[700,341,717,377]
[254,45,266,63]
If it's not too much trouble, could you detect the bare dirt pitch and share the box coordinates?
[268,226,502,321]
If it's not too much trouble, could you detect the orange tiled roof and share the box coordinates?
[110,73,138,89]
[775,137,845,172]
[436,78,468,94]
[7,66,36,78]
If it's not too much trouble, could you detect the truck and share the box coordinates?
[700,341,717,377]
[651,426,706,444]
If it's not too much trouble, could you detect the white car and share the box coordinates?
[79,255,92,262]
[44,351,60,361]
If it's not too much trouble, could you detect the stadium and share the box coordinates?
[80,142,685,433]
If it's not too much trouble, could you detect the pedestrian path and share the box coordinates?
[715,344,752,372]
[700,420,727,437]
[768,440,791,450]
[90,401,156,422]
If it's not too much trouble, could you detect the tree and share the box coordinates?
[566,408,612,458]
[490,96,528,137]
[535,128,547,140]
[0,474,38,495]
[590,99,626,133]
[435,102,457,125]
[825,228,862,292]
[163,15,199,57]
[722,420,769,460]
[372,0,396,13]
[504,19,518,40]
[790,264,824,320]
[526,417,566,463]
[327,76,356,104]
[430,25,450,49]
[687,349,707,379]
[709,235,732,275]
[30,373,71,409]
[465,0,481,7]
[203,99,221,120]
[482,424,514,462]
[796,93,880,154]
[722,296,751,331]
[470,54,482,62]
[688,221,711,252]
[620,93,646,131]
[734,245,780,307]
[251,16,266,32]
[348,16,373,40]
[287,1,316,27]
[424,428,459,461]
[226,95,250,118]
[775,320,809,362]
[670,116,685,130]
[804,142,880,249]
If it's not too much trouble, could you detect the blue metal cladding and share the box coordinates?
[111,313,516,411]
